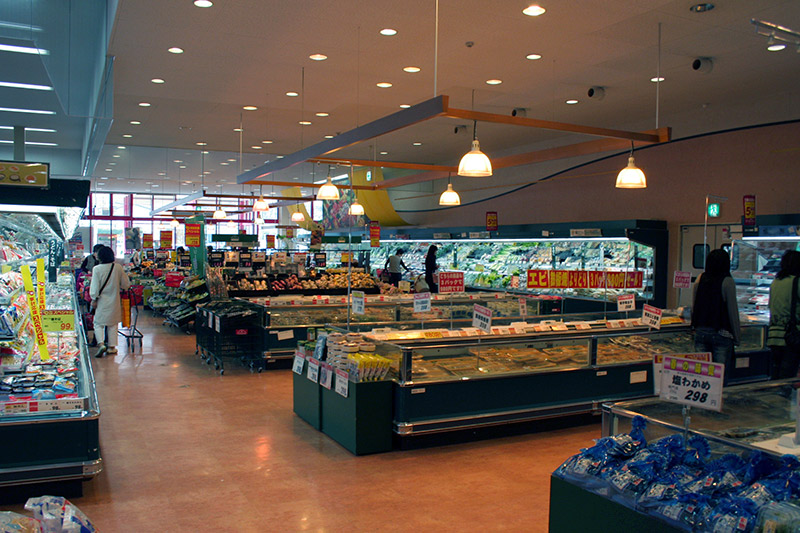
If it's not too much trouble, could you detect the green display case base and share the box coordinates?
[321,380,393,455]
[293,370,321,430]
[549,475,680,533]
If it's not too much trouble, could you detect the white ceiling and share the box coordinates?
[89,0,800,196]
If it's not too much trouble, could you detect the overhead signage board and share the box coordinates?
[0,161,49,188]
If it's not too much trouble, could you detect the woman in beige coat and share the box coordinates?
[90,246,131,357]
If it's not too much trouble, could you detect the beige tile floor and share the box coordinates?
[7,313,600,532]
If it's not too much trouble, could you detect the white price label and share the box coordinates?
[320,363,333,389]
[518,297,527,317]
[642,304,663,329]
[215,315,221,333]
[3,402,28,415]
[414,292,431,313]
[292,352,305,374]
[33,399,84,412]
[335,369,349,397]
[277,329,294,341]
[307,357,320,382]
[574,322,592,330]
[352,291,365,315]
[207,312,213,328]
[617,294,635,312]
[660,355,724,412]
[472,304,493,333]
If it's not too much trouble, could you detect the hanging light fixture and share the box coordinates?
[291,211,305,222]
[439,174,461,206]
[458,119,492,177]
[317,166,340,200]
[348,199,365,216]
[170,218,180,227]
[213,197,227,219]
[615,142,647,189]
[253,186,270,212]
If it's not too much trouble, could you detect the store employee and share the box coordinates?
[384,249,409,286]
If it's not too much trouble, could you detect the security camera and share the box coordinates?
[511,108,527,117]
[587,86,605,100]
[692,57,713,73]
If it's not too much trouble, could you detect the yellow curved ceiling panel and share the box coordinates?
[350,168,408,226]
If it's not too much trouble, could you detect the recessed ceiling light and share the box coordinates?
[276,155,284,159]
[184,181,192,184]
[130,120,141,125]
[203,171,211,175]
[309,53,327,61]
[399,104,411,109]
[179,165,187,168]
[152,184,160,187]
[138,102,151,107]
[0,106,55,115]
[324,135,334,139]
[767,43,786,52]
[100,177,109,180]
[412,142,422,146]
[201,150,209,154]
[299,121,312,125]
[243,105,258,111]
[112,154,121,158]
[151,78,165,84]
[689,3,714,12]
[117,146,126,149]
[104,168,112,172]
[168,47,184,54]
[227,158,236,162]
[122,134,133,138]
[109,162,117,166]
[486,79,502,85]
[194,0,213,7]
[380,28,397,36]
[220,162,229,165]
[379,151,388,155]
[0,44,49,55]
[158,172,166,176]
[174,159,182,163]
[526,53,542,60]
[0,81,52,91]
[565,99,579,105]
[376,82,393,88]
[522,5,546,16]
[315,112,329,117]
[233,127,243,132]
[286,91,299,97]
[251,145,262,149]
[403,66,421,73]
[650,76,665,82]
[195,141,207,146]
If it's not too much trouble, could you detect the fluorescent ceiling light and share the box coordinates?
[112,154,121,158]
[130,120,141,125]
[251,145,262,149]
[400,104,411,108]
[194,0,213,7]
[220,162,229,165]
[0,81,52,91]
[299,121,312,125]
[379,151,388,155]
[151,78,165,84]
[324,135,334,139]
[286,91,299,97]
[0,204,60,214]
[117,146,126,149]
[0,44,48,55]
[0,21,43,32]
[565,99,578,104]
[139,102,151,107]
[412,142,422,146]
[195,141,207,146]
[650,77,665,82]
[313,173,349,185]
[0,126,55,132]
[0,140,57,146]
[261,139,273,144]
[742,236,800,242]
[233,128,243,132]
[0,106,54,115]
[315,112,329,117]
[122,134,133,138]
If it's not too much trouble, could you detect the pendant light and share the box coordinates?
[458,120,492,177]
[348,199,365,216]
[291,211,305,222]
[253,186,270,212]
[439,173,461,206]
[317,166,340,200]
[213,197,227,219]
[170,218,180,227]
[615,142,647,189]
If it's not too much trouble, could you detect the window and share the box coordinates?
[132,194,152,218]
[693,244,710,269]
[92,193,110,216]
[112,194,130,217]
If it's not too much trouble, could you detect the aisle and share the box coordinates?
[74,313,598,531]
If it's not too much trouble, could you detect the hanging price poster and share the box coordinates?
[142,234,153,249]
[40,310,75,332]
[185,224,202,247]
[660,355,724,412]
[21,265,49,361]
[267,235,276,248]
[673,270,692,289]
[617,294,635,312]
[36,257,46,311]
[160,230,173,248]
[486,211,498,232]
[370,221,381,248]
[518,297,527,317]
[743,195,756,226]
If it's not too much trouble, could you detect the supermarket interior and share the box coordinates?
[1,0,800,531]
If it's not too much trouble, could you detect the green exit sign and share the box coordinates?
[708,203,721,218]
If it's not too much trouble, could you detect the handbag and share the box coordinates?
[91,264,115,312]
[785,276,800,350]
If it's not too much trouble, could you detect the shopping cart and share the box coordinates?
[118,286,144,351]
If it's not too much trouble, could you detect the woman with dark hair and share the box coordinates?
[692,248,740,385]
[767,250,800,379]
[80,244,105,273]
[90,245,131,357]
[425,245,439,293]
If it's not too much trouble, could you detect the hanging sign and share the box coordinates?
[486,211,498,232]
[743,195,756,226]
[642,304,663,329]
[0,161,49,188]
[660,355,724,412]
[334,369,349,397]
[526,270,642,289]
[41,310,75,332]
[352,291,366,315]
[266,235,276,248]
[617,294,635,312]
[414,292,431,313]
[472,304,493,333]
[286,228,295,239]
[438,271,465,294]
[21,265,49,361]
[142,234,154,249]
[673,270,692,289]
[185,224,202,247]
[370,221,381,248]
[35,258,46,311]
[160,230,173,248]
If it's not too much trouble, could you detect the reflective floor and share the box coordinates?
[11,313,600,531]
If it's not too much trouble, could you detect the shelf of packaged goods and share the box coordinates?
[0,286,23,306]
[0,314,30,342]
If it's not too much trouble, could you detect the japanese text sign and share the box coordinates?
[438,271,465,294]
[660,355,724,412]
[472,304,493,333]
[414,292,431,313]
[673,270,692,289]
[642,304,663,329]
[352,291,365,315]
[617,294,635,312]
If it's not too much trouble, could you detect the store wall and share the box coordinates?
[401,120,800,307]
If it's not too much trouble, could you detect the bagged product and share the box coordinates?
[24,496,96,533]
[703,496,759,533]
[756,501,800,533]
[0,511,42,532]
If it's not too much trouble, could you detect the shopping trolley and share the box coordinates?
[118,286,144,351]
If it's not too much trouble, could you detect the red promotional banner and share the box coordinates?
[526,270,643,289]
[160,230,173,248]
[743,195,756,226]
[185,224,201,247]
[165,272,185,288]
[369,221,381,248]
[486,211,498,232]
[267,235,275,248]
[142,234,153,249]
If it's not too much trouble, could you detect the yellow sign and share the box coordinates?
[36,258,46,312]
[0,161,49,187]
[41,310,75,332]
[21,265,49,361]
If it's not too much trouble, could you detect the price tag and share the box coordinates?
[533,324,551,332]
[653,352,710,394]
[334,369,349,397]
[40,310,75,332]
[398,280,411,292]
[414,292,431,313]
[292,352,305,374]
[3,402,28,415]
[660,355,724,412]
[215,315,221,333]
[518,297,527,317]
[422,330,443,339]
[307,357,320,383]
[551,323,569,332]
[319,362,333,389]
[617,294,635,312]
[472,304,493,333]
[32,398,84,412]
[642,304,663,329]
[574,322,592,330]
[207,312,213,328]
[277,330,294,341]
[605,320,626,329]
[352,291,365,315]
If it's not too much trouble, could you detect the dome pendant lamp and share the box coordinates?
[458,120,492,177]
[348,199,365,216]
[439,174,461,206]
[291,211,305,222]
[615,141,647,189]
[317,167,340,200]
[170,218,180,227]
[253,193,270,212]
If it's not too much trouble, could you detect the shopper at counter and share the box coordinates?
[767,250,800,379]
[91,246,131,358]
[425,245,439,293]
[384,249,410,286]
[691,248,740,384]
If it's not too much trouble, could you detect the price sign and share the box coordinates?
[673,270,692,289]
[438,271,465,294]
[41,310,75,332]
[314,253,326,267]
[642,304,663,329]
[21,265,49,361]
[143,234,154,249]
[398,280,411,293]
[414,292,431,313]
[518,297,527,317]
[307,357,320,383]
[617,294,635,312]
[574,322,592,330]
[369,221,381,248]
[340,252,352,264]
[292,351,305,374]
[472,304,493,333]
[743,195,756,226]
[274,252,287,263]
[160,230,173,248]
[319,362,333,389]
[334,369,349,397]
[485,211,498,232]
[352,291,365,315]
[653,353,710,395]
[185,223,202,247]
[660,355,724,412]
[267,235,276,248]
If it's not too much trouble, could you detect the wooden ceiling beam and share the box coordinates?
[310,157,455,173]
